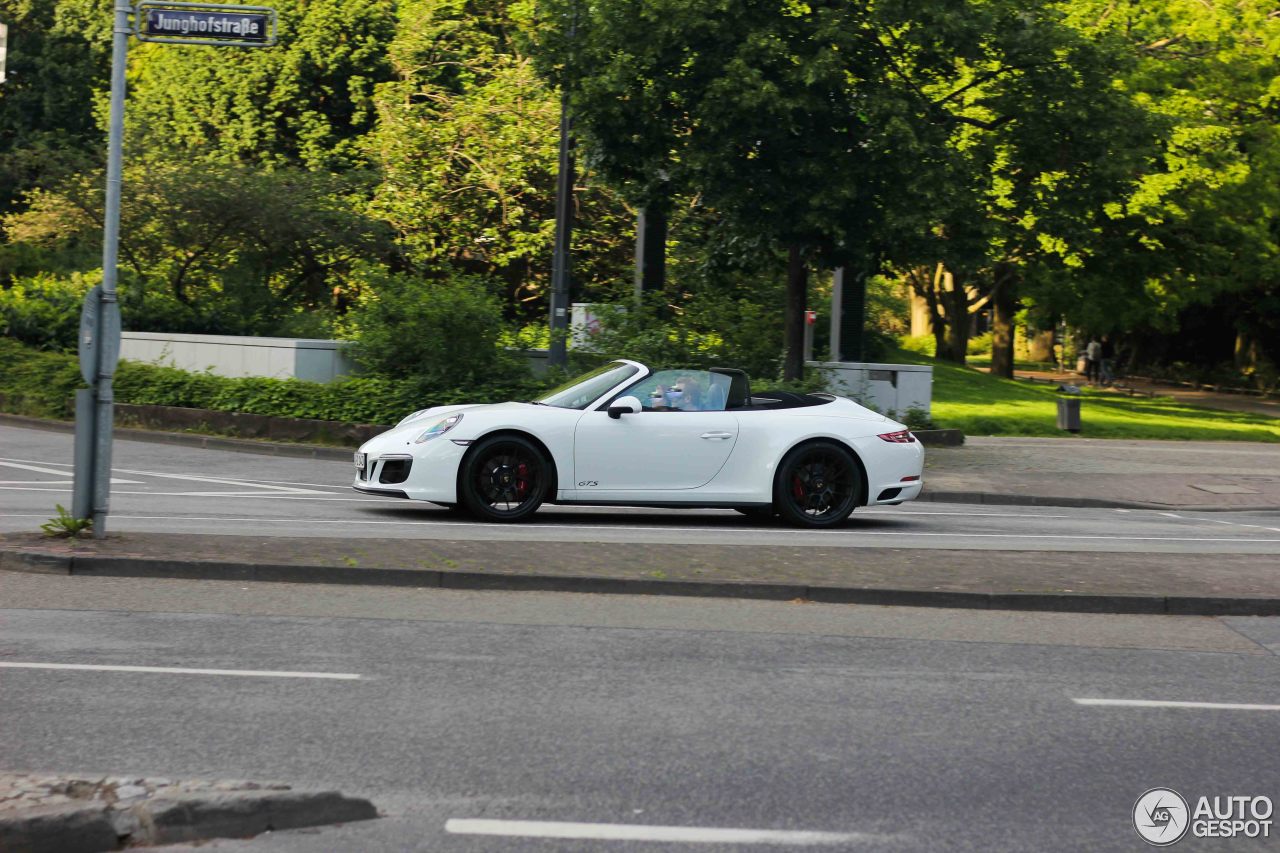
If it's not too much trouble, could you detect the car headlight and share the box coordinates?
[415,413,464,443]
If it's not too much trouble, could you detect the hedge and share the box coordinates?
[0,338,541,425]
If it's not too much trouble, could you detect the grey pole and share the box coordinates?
[547,89,574,368]
[78,0,129,537]
[829,267,844,362]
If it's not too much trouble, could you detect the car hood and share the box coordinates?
[368,401,539,449]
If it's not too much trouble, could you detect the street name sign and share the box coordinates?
[135,2,276,47]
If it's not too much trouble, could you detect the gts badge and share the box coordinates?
[577,481,598,487]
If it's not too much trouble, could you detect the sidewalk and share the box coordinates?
[924,436,1280,511]
[3,530,1278,616]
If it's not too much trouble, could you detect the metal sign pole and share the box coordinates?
[72,1,130,538]
[71,1,276,536]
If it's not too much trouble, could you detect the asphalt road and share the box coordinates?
[1,573,1278,852]
[2,424,1279,555]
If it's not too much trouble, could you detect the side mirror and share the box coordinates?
[607,396,642,419]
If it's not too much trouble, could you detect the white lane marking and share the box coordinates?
[1074,698,1280,711]
[0,662,361,680]
[862,509,1077,519]
[1183,516,1280,534]
[0,489,398,504]
[443,819,879,845]
[0,481,73,486]
[3,513,1278,544]
[0,461,141,485]
[112,468,330,495]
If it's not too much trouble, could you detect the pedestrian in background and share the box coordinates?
[1100,336,1115,386]
[1085,337,1102,384]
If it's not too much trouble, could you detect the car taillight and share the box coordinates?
[877,430,916,443]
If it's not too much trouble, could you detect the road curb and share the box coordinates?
[918,489,1280,513]
[4,547,1277,617]
[0,786,377,853]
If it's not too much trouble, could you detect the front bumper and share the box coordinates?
[351,437,468,503]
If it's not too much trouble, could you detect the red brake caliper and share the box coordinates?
[515,462,530,498]
[792,474,805,500]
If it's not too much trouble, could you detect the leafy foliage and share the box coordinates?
[41,504,93,538]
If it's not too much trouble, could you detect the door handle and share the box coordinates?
[700,432,733,440]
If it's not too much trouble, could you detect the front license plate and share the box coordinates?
[354,452,367,469]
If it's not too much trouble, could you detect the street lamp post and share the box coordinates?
[548,90,574,368]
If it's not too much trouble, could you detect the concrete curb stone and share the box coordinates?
[0,774,377,853]
[0,802,117,853]
[918,489,1280,512]
[3,547,1277,617]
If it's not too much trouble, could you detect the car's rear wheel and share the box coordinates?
[459,435,549,522]
[774,441,861,528]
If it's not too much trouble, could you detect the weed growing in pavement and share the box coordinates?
[341,556,359,567]
[40,505,93,538]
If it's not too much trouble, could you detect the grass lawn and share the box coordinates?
[891,350,1280,442]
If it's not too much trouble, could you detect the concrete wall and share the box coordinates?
[119,332,358,383]
[807,361,933,418]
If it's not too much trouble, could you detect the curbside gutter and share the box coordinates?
[917,489,1280,512]
[3,547,1277,617]
[0,774,377,853]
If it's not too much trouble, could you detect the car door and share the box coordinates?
[572,408,739,491]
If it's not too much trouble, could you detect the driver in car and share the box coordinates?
[653,374,705,411]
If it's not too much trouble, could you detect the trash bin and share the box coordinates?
[1056,397,1081,433]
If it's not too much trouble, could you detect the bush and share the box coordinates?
[898,334,936,357]
[967,332,993,356]
[345,266,524,386]
[1,337,544,426]
[0,271,97,351]
[0,338,84,416]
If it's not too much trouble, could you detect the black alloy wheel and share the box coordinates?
[459,435,549,522]
[774,441,861,528]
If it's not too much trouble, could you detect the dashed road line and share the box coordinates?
[443,818,887,845]
[1073,698,1280,711]
[0,661,363,680]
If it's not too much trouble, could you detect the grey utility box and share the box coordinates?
[1056,397,1082,432]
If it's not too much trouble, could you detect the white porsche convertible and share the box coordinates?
[353,360,924,527]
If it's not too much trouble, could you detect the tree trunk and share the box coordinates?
[783,245,808,381]
[634,204,668,299]
[989,273,1018,379]
[937,279,970,364]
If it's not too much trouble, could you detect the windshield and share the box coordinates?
[534,361,641,409]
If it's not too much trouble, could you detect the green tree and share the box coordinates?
[536,0,1152,379]
[5,158,389,333]
[895,7,1158,373]
[0,0,110,227]
[369,0,631,316]
[1069,0,1280,381]
[125,0,397,170]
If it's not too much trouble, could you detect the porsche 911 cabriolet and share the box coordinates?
[353,360,923,527]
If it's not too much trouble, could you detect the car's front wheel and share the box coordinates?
[773,441,861,528]
[459,435,550,522]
